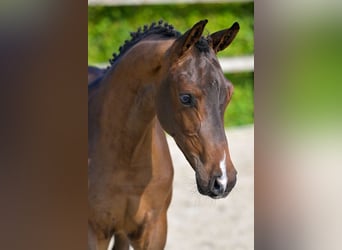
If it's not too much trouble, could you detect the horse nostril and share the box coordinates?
[212,177,224,195]
[213,179,221,191]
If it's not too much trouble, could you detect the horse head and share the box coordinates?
[156,20,239,199]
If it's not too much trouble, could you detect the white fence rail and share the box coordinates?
[220,55,254,73]
[89,0,253,5]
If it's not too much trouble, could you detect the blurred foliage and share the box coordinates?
[88,3,254,127]
[275,22,342,132]
[88,3,254,63]
[224,72,254,127]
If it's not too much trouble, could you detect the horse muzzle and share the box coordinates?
[195,169,237,199]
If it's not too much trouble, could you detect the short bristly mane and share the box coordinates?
[106,20,210,70]
[106,20,180,70]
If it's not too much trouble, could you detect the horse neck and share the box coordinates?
[91,38,174,160]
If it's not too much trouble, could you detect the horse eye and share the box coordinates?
[179,94,195,106]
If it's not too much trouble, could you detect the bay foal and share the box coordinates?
[88,20,239,250]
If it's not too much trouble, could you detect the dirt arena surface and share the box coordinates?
[166,125,254,250]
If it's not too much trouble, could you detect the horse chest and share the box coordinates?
[91,184,170,236]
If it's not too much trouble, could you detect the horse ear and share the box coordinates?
[209,22,239,53]
[173,19,208,58]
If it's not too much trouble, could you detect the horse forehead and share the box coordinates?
[174,56,223,85]
[187,53,219,71]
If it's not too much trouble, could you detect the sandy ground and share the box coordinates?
[165,125,254,250]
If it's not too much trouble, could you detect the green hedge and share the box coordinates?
[224,72,254,127]
[88,3,253,63]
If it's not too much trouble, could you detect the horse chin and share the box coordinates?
[209,191,229,199]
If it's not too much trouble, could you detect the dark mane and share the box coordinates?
[106,20,181,70]
[106,20,210,71]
